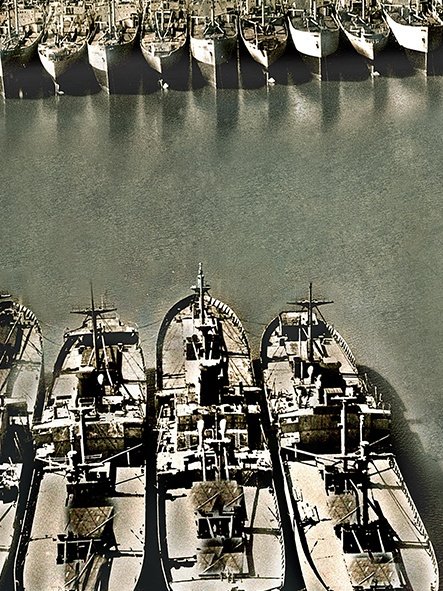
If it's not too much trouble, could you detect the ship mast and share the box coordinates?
[13,0,19,34]
[71,286,117,372]
[6,1,11,39]
[210,0,215,26]
[90,285,101,370]
[192,263,210,326]
[109,0,116,36]
[290,283,333,363]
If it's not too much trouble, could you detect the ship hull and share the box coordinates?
[191,36,237,87]
[261,309,439,591]
[21,308,147,591]
[140,40,186,75]
[240,35,287,69]
[190,14,238,88]
[38,41,88,82]
[282,454,439,591]
[0,300,43,588]
[288,17,339,58]
[0,6,45,96]
[88,34,137,93]
[337,12,389,61]
[239,16,288,71]
[156,279,285,591]
[384,9,443,61]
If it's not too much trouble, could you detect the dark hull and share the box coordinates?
[88,33,138,93]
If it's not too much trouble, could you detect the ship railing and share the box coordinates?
[388,456,436,556]
[325,322,357,368]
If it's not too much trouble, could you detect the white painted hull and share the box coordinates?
[384,9,442,53]
[140,39,186,74]
[338,12,390,60]
[38,41,87,81]
[288,17,338,58]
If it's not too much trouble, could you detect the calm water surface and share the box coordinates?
[1,72,443,587]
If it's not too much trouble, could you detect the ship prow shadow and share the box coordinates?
[360,364,443,588]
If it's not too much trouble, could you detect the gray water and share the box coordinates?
[1,70,443,587]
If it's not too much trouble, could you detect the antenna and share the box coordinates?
[90,283,100,370]
[191,263,210,324]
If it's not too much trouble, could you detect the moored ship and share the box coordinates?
[383,0,443,73]
[38,0,92,91]
[88,0,140,93]
[335,0,390,66]
[0,0,45,97]
[140,0,187,86]
[0,294,43,589]
[260,284,439,591]
[156,265,285,591]
[21,293,147,591]
[190,0,238,88]
[239,0,288,79]
[287,0,338,78]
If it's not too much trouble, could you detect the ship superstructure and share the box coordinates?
[261,284,439,591]
[0,294,43,588]
[156,265,285,591]
[22,292,147,591]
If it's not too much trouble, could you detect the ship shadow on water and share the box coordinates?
[253,360,306,591]
[0,57,55,99]
[135,369,169,591]
[361,366,443,588]
[141,50,193,93]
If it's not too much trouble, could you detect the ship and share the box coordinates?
[190,0,238,88]
[0,0,45,97]
[383,0,443,73]
[260,283,439,591]
[287,0,339,78]
[140,0,187,87]
[335,0,390,66]
[0,294,43,589]
[155,265,285,591]
[38,0,92,92]
[88,0,140,93]
[239,0,288,81]
[21,292,147,591]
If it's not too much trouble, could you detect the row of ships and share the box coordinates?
[1,0,443,96]
[0,267,439,591]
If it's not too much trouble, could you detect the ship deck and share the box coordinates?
[161,297,255,393]
[287,457,437,591]
[162,484,284,591]
[24,466,145,591]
